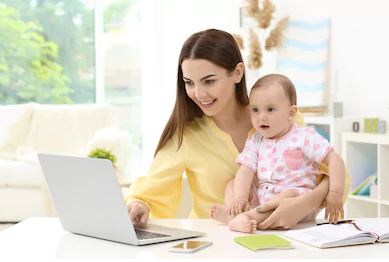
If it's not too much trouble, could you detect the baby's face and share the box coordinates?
[249,83,295,139]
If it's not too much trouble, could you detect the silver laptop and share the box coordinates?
[38,153,204,245]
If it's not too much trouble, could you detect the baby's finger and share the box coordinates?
[230,207,234,217]
[238,203,243,214]
[340,207,345,220]
[328,210,333,224]
[245,202,250,212]
[330,208,337,224]
[325,207,329,221]
[332,208,339,224]
[234,205,240,216]
[328,207,334,223]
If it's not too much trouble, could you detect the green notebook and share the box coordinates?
[234,234,294,251]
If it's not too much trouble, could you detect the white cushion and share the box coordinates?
[25,104,116,154]
[0,158,42,187]
[0,104,34,153]
[73,104,117,149]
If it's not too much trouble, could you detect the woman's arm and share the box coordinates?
[125,135,186,226]
[322,151,346,223]
[257,176,329,229]
[322,151,345,195]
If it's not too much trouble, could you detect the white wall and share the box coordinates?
[139,0,241,173]
[277,0,389,120]
[329,0,389,120]
[138,0,389,175]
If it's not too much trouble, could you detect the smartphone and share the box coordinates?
[168,240,212,253]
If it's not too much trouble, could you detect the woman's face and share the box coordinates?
[181,59,243,117]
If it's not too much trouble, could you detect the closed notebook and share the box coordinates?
[234,234,294,251]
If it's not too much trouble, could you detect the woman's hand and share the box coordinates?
[256,177,329,230]
[127,201,150,227]
[256,197,311,230]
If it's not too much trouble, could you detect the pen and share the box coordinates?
[316,219,354,226]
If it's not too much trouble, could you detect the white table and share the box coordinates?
[0,217,388,259]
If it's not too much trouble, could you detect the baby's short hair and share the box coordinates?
[251,74,297,106]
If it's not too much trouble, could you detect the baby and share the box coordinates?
[210,74,345,233]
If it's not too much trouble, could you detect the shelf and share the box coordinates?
[304,116,359,153]
[342,132,389,145]
[346,198,377,218]
[379,199,389,206]
[348,195,378,203]
[380,205,389,217]
[342,132,389,218]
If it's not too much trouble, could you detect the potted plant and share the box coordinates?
[88,148,117,167]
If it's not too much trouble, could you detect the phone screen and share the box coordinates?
[172,241,209,250]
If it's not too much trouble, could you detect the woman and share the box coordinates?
[125,29,332,229]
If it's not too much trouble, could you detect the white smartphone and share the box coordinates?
[168,240,213,253]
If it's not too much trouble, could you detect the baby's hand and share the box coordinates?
[230,197,250,217]
[325,191,344,224]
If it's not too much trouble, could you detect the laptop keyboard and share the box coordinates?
[135,229,171,239]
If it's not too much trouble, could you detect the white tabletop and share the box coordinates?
[0,217,388,259]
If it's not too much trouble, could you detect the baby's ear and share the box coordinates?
[289,105,297,120]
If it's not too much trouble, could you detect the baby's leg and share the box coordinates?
[210,179,261,224]
[210,180,234,223]
[227,189,301,233]
[228,208,272,233]
[227,213,257,234]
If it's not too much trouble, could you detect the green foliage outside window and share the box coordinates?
[0,0,95,104]
[0,3,72,104]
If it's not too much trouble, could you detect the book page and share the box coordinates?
[356,220,389,240]
[285,223,374,248]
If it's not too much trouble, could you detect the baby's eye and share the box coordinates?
[251,107,258,113]
[268,107,276,112]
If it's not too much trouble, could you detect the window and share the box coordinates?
[0,0,142,180]
[102,0,142,179]
[0,0,95,104]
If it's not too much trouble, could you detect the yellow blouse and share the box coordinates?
[125,112,349,218]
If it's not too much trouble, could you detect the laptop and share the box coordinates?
[38,153,204,245]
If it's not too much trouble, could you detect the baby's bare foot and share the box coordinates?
[228,213,258,234]
[210,204,232,224]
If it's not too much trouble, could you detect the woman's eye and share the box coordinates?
[204,79,215,85]
[184,81,193,86]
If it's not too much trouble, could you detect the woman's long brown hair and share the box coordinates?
[154,29,249,156]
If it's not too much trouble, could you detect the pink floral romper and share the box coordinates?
[236,124,333,205]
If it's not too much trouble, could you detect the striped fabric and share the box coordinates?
[276,18,330,107]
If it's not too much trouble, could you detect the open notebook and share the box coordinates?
[285,220,389,248]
